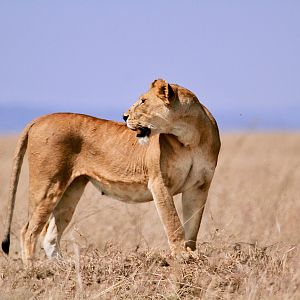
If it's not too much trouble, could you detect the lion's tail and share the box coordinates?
[1,122,34,255]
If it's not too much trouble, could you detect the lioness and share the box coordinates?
[2,79,220,265]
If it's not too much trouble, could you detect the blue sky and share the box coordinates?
[0,1,299,132]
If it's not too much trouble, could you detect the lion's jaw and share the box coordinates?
[126,110,174,145]
[125,118,155,145]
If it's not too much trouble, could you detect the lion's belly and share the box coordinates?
[90,178,153,203]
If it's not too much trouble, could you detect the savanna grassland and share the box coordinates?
[0,133,299,299]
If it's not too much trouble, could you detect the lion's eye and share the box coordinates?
[140,99,146,104]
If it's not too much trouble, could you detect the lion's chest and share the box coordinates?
[161,153,192,193]
[161,147,214,194]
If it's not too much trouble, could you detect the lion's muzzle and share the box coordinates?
[123,114,151,138]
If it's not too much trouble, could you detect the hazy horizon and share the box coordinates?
[1,101,299,134]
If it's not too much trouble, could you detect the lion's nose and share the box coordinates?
[123,114,128,122]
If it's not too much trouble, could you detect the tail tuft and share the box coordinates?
[1,234,10,255]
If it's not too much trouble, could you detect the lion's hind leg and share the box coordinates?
[42,176,88,259]
[21,180,69,267]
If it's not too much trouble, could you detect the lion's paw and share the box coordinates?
[171,248,198,264]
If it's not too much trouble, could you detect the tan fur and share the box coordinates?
[2,79,220,265]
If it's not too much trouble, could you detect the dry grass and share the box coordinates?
[1,241,299,299]
[0,133,300,299]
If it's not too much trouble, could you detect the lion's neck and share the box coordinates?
[170,117,202,148]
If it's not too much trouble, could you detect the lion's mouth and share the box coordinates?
[136,127,151,138]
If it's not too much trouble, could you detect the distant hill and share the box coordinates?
[0,104,299,133]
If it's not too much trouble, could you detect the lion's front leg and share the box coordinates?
[181,186,209,251]
[148,176,186,257]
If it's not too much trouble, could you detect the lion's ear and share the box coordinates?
[151,79,174,105]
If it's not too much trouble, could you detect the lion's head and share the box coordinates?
[123,79,179,144]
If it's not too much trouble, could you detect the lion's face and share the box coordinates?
[124,79,176,142]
